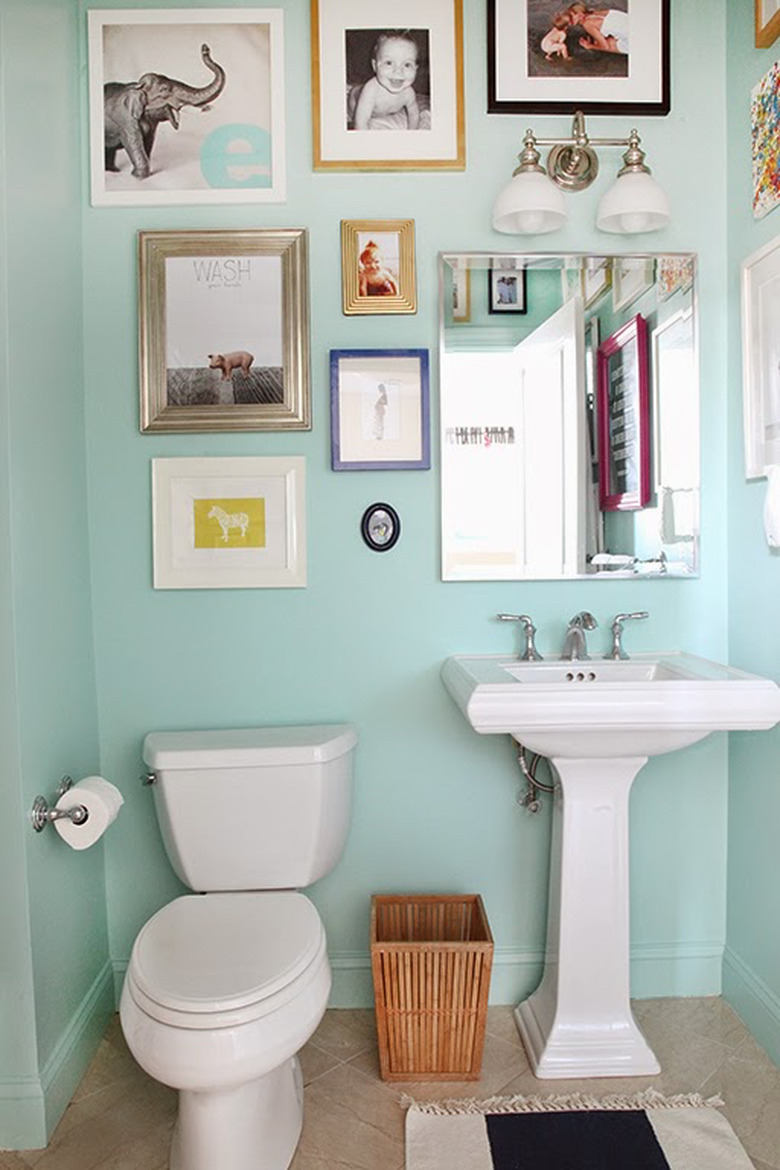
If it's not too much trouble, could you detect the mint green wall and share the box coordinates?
[0,33,39,1121]
[0,0,108,1149]
[79,0,732,1009]
[12,2,779,1150]
[724,7,780,1064]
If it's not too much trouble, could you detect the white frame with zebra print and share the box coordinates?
[152,456,306,588]
[139,228,310,432]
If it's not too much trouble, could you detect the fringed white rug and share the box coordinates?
[403,1089,754,1170]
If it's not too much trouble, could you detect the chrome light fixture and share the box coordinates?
[492,111,670,237]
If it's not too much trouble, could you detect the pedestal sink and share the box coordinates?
[441,652,780,1078]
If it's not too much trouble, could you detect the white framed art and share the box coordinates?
[651,306,696,494]
[742,234,780,479]
[152,456,305,588]
[612,257,655,313]
[88,8,286,206]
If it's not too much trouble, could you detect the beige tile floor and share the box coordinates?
[1,998,778,1170]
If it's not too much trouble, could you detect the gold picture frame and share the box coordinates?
[756,0,780,47]
[139,228,310,432]
[341,220,416,316]
[312,0,465,171]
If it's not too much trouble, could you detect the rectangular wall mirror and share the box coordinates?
[440,253,699,581]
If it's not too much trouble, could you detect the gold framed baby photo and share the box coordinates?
[341,220,416,316]
[311,0,465,171]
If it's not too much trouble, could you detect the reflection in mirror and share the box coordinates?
[440,253,699,581]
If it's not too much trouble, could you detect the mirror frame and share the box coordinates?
[439,252,700,582]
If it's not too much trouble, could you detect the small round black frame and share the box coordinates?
[360,503,400,552]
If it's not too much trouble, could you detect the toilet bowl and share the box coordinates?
[120,724,357,1170]
[121,892,330,1170]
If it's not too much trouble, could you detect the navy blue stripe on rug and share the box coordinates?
[485,1110,672,1169]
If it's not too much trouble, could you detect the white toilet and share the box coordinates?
[119,724,357,1170]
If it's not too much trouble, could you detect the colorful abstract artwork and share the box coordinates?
[658,257,694,301]
[752,60,780,220]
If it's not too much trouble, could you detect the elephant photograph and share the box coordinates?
[88,10,286,206]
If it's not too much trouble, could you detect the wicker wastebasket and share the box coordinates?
[370,894,494,1081]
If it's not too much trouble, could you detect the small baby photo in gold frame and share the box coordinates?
[341,219,416,315]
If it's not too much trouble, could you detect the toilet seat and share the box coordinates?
[126,891,326,1030]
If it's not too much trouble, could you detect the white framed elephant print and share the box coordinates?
[88,9,286,206]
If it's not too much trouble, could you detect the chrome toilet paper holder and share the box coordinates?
[30,776,90,833]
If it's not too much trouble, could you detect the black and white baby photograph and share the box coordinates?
[344,27,431,130]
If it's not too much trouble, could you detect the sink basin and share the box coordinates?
[441,650,780,1080]
[441,651,780,757]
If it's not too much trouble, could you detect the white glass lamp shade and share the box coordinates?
[596,171,670,234]
[492,170,568,235]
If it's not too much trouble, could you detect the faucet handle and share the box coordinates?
[496,613,543,661]
[605,611,649,660]
[570,611,598,631]
[612,610,649,627]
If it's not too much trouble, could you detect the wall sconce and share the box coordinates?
[492,111,670,237]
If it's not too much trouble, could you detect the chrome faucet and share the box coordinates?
[561,611,598,660]
[605,611,649,659]
[496,613,542,661]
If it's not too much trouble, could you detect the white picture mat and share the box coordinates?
[612,259,655,313]
[493,0,664,105]
[152,456,305,588]
[88,8,285,206]
[742,235,780,479]
[337,356,423,462]
[452,268,470,320]
[316,0,459,162]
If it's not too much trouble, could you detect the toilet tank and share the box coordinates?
[142,725,357,892]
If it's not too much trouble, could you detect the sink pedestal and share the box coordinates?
[441,652,780,1076]
[515,755,661,1078]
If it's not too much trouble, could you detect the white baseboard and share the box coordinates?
[723,945,780,1066]
[0,960,114,1151]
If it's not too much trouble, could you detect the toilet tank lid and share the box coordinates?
[143,724,357,770]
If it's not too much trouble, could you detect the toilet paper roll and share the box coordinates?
[53,776,124,850]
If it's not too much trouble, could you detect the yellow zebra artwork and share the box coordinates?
[193,498,266,549]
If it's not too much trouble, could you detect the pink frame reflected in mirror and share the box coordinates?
[597,313,651,512]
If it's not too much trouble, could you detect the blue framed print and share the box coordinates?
[330,348,430,470]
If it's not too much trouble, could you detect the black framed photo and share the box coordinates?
[487,0,670,117]
[488,267,527,314]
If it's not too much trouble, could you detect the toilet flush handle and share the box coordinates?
[141,771,157,786]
